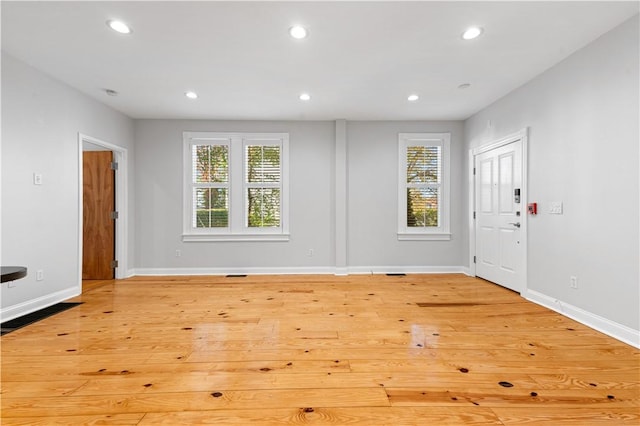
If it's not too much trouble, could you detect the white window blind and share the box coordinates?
[192,144,229,228]
[398,133,451,240]
[406,145,441,228]
[183,132,289,241]
[244,143,281,228]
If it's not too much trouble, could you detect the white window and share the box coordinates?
[398,133,451,240]
[183,132,289,241]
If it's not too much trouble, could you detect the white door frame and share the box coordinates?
[77,133,129,285]
[468,128,528,291]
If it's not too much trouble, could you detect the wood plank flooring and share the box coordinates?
[1,274,638,424]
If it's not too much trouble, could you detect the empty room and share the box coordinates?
[1,1,638,425]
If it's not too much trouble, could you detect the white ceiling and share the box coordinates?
[2,1,638,121]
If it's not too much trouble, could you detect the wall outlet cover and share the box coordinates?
[549,201,563,214]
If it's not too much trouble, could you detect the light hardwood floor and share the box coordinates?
[1,274,638,425]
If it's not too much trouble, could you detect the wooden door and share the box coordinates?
[475,140,523,293]
[83,151,115,279]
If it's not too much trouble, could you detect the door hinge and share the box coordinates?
[473,167,476,175]
[473,211,476,219]
[110,161,119,170]
[473,256,476,264]
[110,211,119,220]
[111,260,118,269]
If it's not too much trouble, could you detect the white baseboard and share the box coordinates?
[133,266,337,276]
[334,267,349,276]
[1,287,81,323]
[525,289,640,349]
[348,266,467,275]
[133,266,468,277]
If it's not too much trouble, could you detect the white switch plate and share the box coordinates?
[548,201,563,215]
[33,173,43,185]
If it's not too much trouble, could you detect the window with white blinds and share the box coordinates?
[245,144,281,228]
[183,132,289,241]
[398,133,451,240]
[192,143,229,228]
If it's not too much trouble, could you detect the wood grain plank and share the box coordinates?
[2,388,390,417]
[386,387,639,408]
[1,273,637,424]
[493,407,640,425]
[138,406,502,425]
[0,413,145,425]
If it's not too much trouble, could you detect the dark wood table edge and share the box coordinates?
[1,266,27,283]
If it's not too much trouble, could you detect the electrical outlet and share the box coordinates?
[307,249,314,257]
[175,250,181,257]
[570,276,578,289]
[36,270,44,281]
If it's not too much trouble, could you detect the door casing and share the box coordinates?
[468,128,528,292]
[78,134,128,286]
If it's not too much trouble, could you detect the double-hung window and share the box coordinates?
[183,132,289,241]
[398,133,451,240]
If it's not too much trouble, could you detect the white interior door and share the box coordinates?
[475,140,524,292]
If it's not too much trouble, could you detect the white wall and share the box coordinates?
[134,120,336,273]
[347,121,465,271]
[464,16,639,338]
[1,52,135,320]
[134,119,466,274]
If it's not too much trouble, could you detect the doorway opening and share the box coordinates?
[78,134,128,288]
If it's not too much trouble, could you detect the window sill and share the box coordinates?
[183,233,290,242]
[398,233,451,241]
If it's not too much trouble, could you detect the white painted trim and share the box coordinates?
[335,119,348,271]
[467,148,476,276]
[182,132,289,238]
[182,234,290,242]
[469,128,528,293]
[398,233,451,241]
[78,134,129,283]
[348,266,467,275]
[132,266,468,277]
[472,128,527,155]
[134,267,337,276]
[398,133,451,237]
[335,267,349,276]
[525,289,640,349]
[0,287,80,323]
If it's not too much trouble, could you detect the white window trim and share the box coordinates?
[183,131,289,242]
[397,132,451,241]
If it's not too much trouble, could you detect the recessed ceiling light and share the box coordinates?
[458,83,471,90]
[299,93,311,101]
[462,27,483,40]
[185,91,198,99]
[407,94,419,102]
[107,20,132,34]
[289,25,308,39]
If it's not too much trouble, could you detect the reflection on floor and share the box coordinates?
[1,274,638,425]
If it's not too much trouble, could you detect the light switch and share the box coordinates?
[33,173,43,185]
[548,201,563,215]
